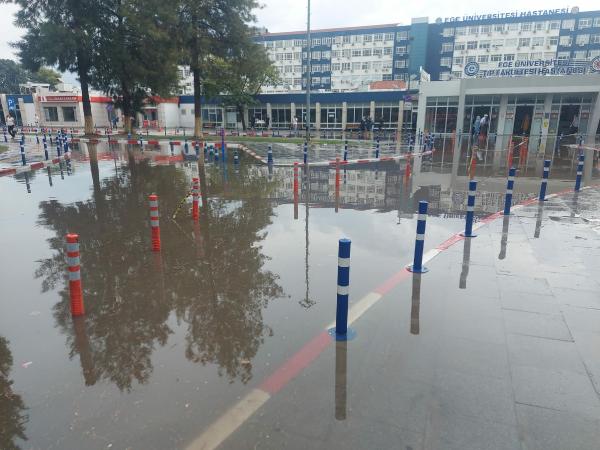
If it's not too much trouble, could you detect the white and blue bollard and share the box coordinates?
[539,159,551,201]
[329,238,355,341]
[63,135,69,154]
[234,150,239,164]
[504,167,516,215]
[343,141,348,161]
[43,134,48,160]
[575,152,584,192]
[409,201,429,273]
[184,139,189,154]
[56,134,62,156]
[461,180,477,238]
[20,141,26,166]
[303,141,308,165]
[267,144,273,165]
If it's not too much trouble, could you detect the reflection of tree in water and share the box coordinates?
[0,336,28,450]
[173,162,284,383]
[35,154,283,390]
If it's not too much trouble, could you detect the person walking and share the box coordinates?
[265,115,271,130]
[359,116,366,139]
[6,113,16,139]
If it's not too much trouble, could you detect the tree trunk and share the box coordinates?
[193,66,202,138]
[78,67,94,136]
[238,105,246,130]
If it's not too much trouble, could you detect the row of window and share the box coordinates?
[262,31,407,49]
[442,17,600,37]
[445,48,600,67]
[43,106,77,122]
[448,33,600,52]
[332,47,394,58]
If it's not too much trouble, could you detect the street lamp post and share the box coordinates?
[305,0,311,142]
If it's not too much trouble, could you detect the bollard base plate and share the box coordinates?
[328,327,356,341]
[460,232,477,238]
[407,265,429,274]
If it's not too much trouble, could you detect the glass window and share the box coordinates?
[362,49,372,56]
[521,23,532,31]
[396,46,407,55]
[505,38,517,47]
[579,18,592,29]
[468,26,479,34]
[453,56,463,65]
[562,19,575,30]
[361,62,370,70]
[576,34,590,45]
[383,47,393,55]
[454,42,465,51]
[560,35,573,46]
[44,106,58,122]
[518,38,531,47]
[548,37,559,46]
[441,42,454,52]
[549,21,560,30]
[534,22,545,31]
[479,41,491,49]
[396,31,409,40]
[517,53,528,61]
[364,34,373,43]
[332,63,341,71]
[491,54,502,61]
[481,25,491,33]
[384,33,394,41]
[466,56,476,62]
[592,34,600,44]
[466,41,477,50]
[494,24,504,32]
[452,71,462,78]
[394,60,407,68]
[508,23,519,31]
[455,27,466,36]
[557,51,571,59]
[62,106,76,121]
[440,57,452,67]
[573,50,587,59]
[503,54,514,61]
[595,18,600,27]
[343,35,350,43]
[442,28,455,37]
[374,33,383,42]
[373,48,383,56]
[477,55,489,63]
[532,37,544,47]
[352,49,361,57]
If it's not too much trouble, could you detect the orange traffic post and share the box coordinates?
[469,154,477,179]
[66,233,84,316]
[293,162,299,201]
[507,136,514,170]
[405,156,412,181]
[149,194,161,251]
[192,177,199,221]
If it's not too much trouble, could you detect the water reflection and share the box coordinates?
[35,156,284,390]
[334,340,348,421]
[0,336,28,450]
[459,238,471,289]
[410,273,422,335]
[499,215,511,260]
[534,203,544,239]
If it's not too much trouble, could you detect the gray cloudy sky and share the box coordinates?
[0,1,598,78]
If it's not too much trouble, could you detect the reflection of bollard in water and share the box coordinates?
[43,134,48,160]
[459,238,472,289]
[192,177,199,221]
[195,141,200,158]
[574,152,584,192]
[267,144,273,165]
[343,141,348,161]
[66,233,85,316]
[499,215,510,260]
[335,157,340,214]
[410,273,422,335]
[303,141,308,165]
[539,159,551,201]
[149,194,161,251]
[20,142,26,166]
[72,316,97,386]
[409,201,429,273]
[461,180,477,238]
[334,340,348,420]
[503,167,516,215]
[375,137,380,159]
[47,166,53,186]
[24,172,31,193]
[534,203,544,239]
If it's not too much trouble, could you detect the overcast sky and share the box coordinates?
[0,1,598,81]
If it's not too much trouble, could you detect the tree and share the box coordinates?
[0,336,28,450]
[5,0,101,135]
[218,36,279,130]
[175,0,259,139]
[31,67,62,88]
[92,0,179,134]
[0,59,29,93]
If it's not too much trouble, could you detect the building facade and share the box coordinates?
[253,7,600,92]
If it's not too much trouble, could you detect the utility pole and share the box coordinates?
[305,0,311,142]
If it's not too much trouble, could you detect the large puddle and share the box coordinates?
[0,141,597,449]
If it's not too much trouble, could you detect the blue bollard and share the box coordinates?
[127,132,132,140]
[20,142,26,166]
[63,136,69,153]
[234,150,239,164]
[375,138,380,159]
[334,238,352,339]
[3,127,6,142]
[184,139,189,154]
[267,144,273,164]
[138,135,143,148]
[221,128,225,160]
[575,152,584,192]
[56,135,61,156]
[539,159,551,201]
[343,141,348,161]
[195,142,200,158]
[169,141,174,156]
[36,133,39,144]
[43,134,48,160]
[461,180,477,237]
[303,141,308,165]
[409,201,429,273]
[504,167,516,215]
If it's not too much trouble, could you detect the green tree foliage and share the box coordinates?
[0,59,30,93]
[4,0,101,134]
[31,67,62,88]
[218,36,279,130]
[92,0,180,133]
[0,336,28,450]
[175,0,259,138]
[0,59,62,93]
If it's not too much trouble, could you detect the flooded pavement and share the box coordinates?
[0,141,599,449]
